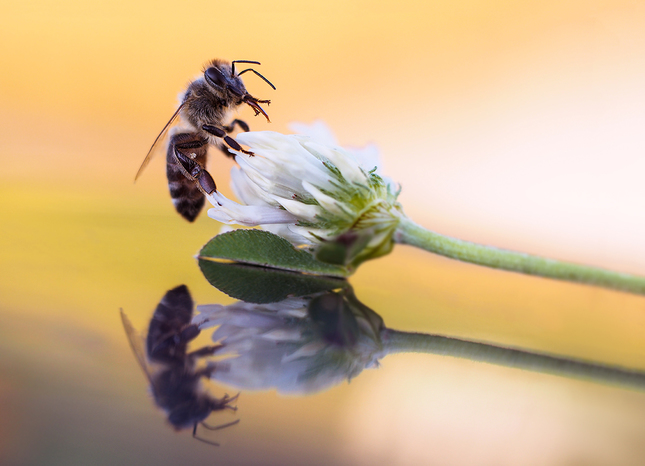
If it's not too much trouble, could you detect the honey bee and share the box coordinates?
[136,59,275,222]
[120,285,239,446]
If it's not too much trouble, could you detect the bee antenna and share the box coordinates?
[237,68,276,90]
[231,60,261,76]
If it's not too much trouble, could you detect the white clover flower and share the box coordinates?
[201,122,645,296]
[206,122,404,268]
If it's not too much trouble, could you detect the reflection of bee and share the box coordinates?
[120,285,239,446]
[136,59,275,222]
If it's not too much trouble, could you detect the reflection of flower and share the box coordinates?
[206,122,403,268]
[194,290,385,394]
[192,275,645,395]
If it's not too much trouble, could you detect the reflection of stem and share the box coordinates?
[381,329,645,390]
[394,216,645,296]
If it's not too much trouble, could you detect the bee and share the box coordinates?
[136,59,276,222]
[120,285,239,446]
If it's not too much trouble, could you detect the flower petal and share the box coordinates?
[288,120,339,146]
[206,191,297,226]
[301,180,345,216]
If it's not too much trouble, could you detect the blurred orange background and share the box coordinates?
[2,0,645,464]
[3,0,645,265]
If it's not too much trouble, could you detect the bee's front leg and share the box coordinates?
[222,119,249,133]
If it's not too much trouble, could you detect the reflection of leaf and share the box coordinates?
[198,259,348,304]
[198,230,349,277]
[308,293,360,346]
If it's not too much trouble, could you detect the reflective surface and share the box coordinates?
[3,188,645,465]
[4,0,645,464]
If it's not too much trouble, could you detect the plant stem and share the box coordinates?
[394,216,645,295]
[381,328,645,390]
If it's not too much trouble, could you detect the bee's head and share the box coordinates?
[203,59,276,121]
[203,60,247,102]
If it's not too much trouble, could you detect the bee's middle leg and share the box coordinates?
[202,124,254,157]
[219,120,250,157]
[188,344,225,360]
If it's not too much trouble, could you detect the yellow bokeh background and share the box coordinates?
[2,0,645,464]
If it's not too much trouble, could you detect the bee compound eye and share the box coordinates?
[228,84,244,97]
[205,67,226,87]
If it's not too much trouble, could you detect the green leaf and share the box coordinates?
[198,229,350,277]
[198,259,348,304]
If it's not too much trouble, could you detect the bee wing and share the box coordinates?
[134,103,185,181]
[120,309,155,386]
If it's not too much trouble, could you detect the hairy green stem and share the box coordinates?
[394,216,645,295]
[381,328,645,390]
